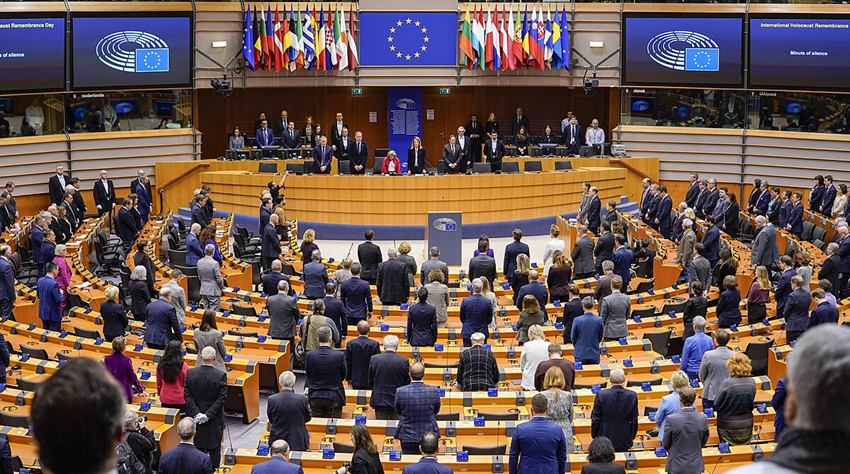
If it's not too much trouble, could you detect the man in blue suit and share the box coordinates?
[135,175,152,224]
[255,120,275,148]
[700,179,720,219]
[144,287,183,350]
[341,263,372,326]
[655,185,674,239]
[185,223,204,266]
[116,198,138,249]
[820,175,836,217]
[159,417,214,474]
[190,195,209,228]
[250,440,303,474]
[395,363,441,455]
[305,326,347,417]
[701,215,721,270]
[459,278,493,346]
[783,276,811,343]
[774,255,797,318]
[312,135,333,174]
[503,229,530,281]
[586,187,602,235]
[401,432,452,474]
[516,270,549,318]
[0,245,15,321]
[345,321,381,390]
[611,235,633,293]
[571,297,604,365]
[509,393,567,474]
[754,181,771,216]
[368,335,410,419]
[785,191,804,237]
[37,262,63,331]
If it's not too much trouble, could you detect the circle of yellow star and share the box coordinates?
[390,27,396,33]
[397,52,402,58]
[387,36,393,42]
[414,52,420,58]
[421,46,427,51]
[388,17,430,63]
[405,54,411,60]
[397,21,402,26]
[390,45,396,51]
[423,37,429,43]
[405,18,411,24]
[421,28,427,33]
[414,21,421,26]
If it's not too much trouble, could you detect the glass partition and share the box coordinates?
[65,89,193,133]
[621,88,747,129]
[747,91,850,134]
[0,93,66,138]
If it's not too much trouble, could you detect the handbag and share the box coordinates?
[294,315,311,363]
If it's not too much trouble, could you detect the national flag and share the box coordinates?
[241,5,255,71]
[258,5,269,69]
[521,6,530,64]
[469,7,481,69]
[316,6,326,71]
[484,8,495,70]
[529,7,546,70]
[490,8,501,71]
[283,4,293,68]
[346,7,358,70]
[253,6,263,69]
[499,7,509,71]
[544,7,554,64]
[273,6,284,71]
[477,8,486,70]
[303,7,315,70]
[287,5,298,70]
[550,7,562,70]
[510,6,521,70]
[336,6,348,71]
[325,7,336,70]
[266,5,275,70]
[561,6,570,70]
[460,5,475,70]
[295,7,304,69]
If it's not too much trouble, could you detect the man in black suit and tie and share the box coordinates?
[305,326,347,417]
[468,240,497,285]
[262,214,283,270]
[587,187,602,235]
[368,335,411,419]
[255,120,275,148]
[484,131,506,173]
[4,182,17,220]
[346,321,381,389]
[562,117,582,155]
[70,178,86,218]
[455,126,472,173]
[348,131,369,175]
[48,164,69,205]
[313,135,333,174]
[377,247,411,306]
[191,195,210,228]
[510,107,530,137]
[274,109,290,138]
[184,346,228,469]
[0,195,13,232]
[267,371,311,451]
[92,170,116,218]
[61,192,79,231]
[330,112,349,152]
[700,179,720,219]
[504,229,530,281]
[357,229,382,285]
[116,198,138,249]
[466,114,484,163]
[442,136,461,173]
[590,368,638,452]
[281,121,301,150]
[322,282,347,337]
[159,417,214,474]
[335,127,351,160]
[684,173,700,208]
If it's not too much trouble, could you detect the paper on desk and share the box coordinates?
[74,282,92,289]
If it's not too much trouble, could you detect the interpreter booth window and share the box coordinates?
[0,94,65,138]
[621,88,747,129]
[65,90,192,133]
[747,91,850,134]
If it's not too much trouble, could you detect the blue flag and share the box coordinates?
[685,48,719,71]
[135,48,169,72]
[359,12,458,66]
[242,5,255,71]
[561,6,570,70]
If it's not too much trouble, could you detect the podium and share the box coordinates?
[426,212,462,266]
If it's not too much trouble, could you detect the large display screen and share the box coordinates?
[0,17,66,92]
[72,15,192,90]
[623,15,743,87]
[749,17,850,90]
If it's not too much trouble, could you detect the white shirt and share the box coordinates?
[561,117,570,133]
[56,174,66,188]
[25,105,44,127]
[458,136,465,147]
[570,125,577,144]
[542,238,566,277]
[336,122,343,133]
[519,339,550,390]
[388,160,396,173]
[586,127,605,146]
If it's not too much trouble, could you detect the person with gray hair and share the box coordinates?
[250,440,301,474]
[460,278,494,347]
[143,287,182,350]
[184,346,228,469]
[197,243,224,312]
[680,315,714,381]
[266,276,300,367]
[267,370,311,451]
[594,259,616,301]
[0,243,14,321]
[677,217,697,270]
[163,269,187,324]
[457,332,500,391]
[751,213,778,269]
[728,325,850,473]
[298,300,340,352]
[124,410,157,474]
[261,259,292,298]
[368,334,411,419]
[420,246,449,286]
[159,417,213,474]
[129,264,151,320]
[375,246,411,306]
[302,248,329,300]
[591,367,638,452]
[599,276,630,341]
[818,242,841,296]
[305,324,347,418]
[571,296,604,365]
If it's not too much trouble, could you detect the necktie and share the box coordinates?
[290,130,293,139]
[571,126,575,143]
[451,144,455,154]
[357,143,361,153]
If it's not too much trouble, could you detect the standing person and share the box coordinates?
[92,170,116,218]
[535,343,576,392]
[508,394,568,474]
[158,418,213,474]
[394,363,441,455]
[468,240,497,285]
[37,262,63,331]
[144,287,182,350]
[504,229,530,281]
[185,223,203,267]
[593,222,615,276]
[193,309,227,372]
[357,229,382,285]
[341,263,373,327]
[600,277,630,341]
[401,432,451,474]
[459,279,493,346]
[424,269,449,329]
[305,326,347,417]
[783,275,812,343]
[250,440,303,474]
[662,386,709,474]
[466,114,484,163]
[349,424,385,474]
[312,135,333,174]
[407,136,427,175]
[100,286,128,342]
[712,248,739,294]
[262,214,283,271]
[376,247,410,306]
[519,326,549,391]
[611,235,632,292]
[129,266,151,321]
[0,245,13,322]
[157,340,189,411]
[716,276,742,328]
[302,250,329,299]
[104,336,145,403]
[580,437,626,474]
[267,280,300,367]
[654,371,689,443]
[345,321,381,390]
[124,411,158,474]
[681,281,707,340]
[571,225,595,280]
[818,244,841,293]
[560,284,583,344]
[540,366,576,454]
[407,287,437,347]
[184,347,228,469]
[715,352,757,445]
[442,135,461,173]
[420,247,449,287]
[655,185,674,239]
[698,329,732,411]
[40,229,56,275]
[591,368,638,452]
[197,244,224,312]
[135,175,152,224]
[52,244,71,316]
[689,244,712,293]
[515,270,549,320]
[483,130,506,173]
[547,251,572,303]
[701,215,721,270]
[680,317,714,381]
[578,182,593,225]
[571,297,604,365]
[456,332,499,391]
[368,335,410,420]
[299,229,319,265]
[163,269,187,324]
[397,242,418,288]
[511,254,531,306]
[587,187,602,235]
[47,164,69,205]
[516,295,545,344]
[349,131,369,175]
[133,240,156,296]
[808,288,839,328]
[746,266,771,325]
[267,371,311,451]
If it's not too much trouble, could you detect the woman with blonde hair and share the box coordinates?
[541,366,575,454]
[424,269,449,328]
[746,265,771,324]
[407,136,427,175]
[101,285,128,342]
[511,253,531,306]
[547,250,572,302]
[543,224,565,278]
[516,295,545,344]
[519,325,549,390]
[273,204,289,240]
[300,228,318,264]
[715,353,756,445]
[380,150,401,174]
[479,276,498,330]
[654,370,690,442]
[397,241,417,288]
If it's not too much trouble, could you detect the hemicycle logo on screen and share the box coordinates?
[432,218,457,232]
[646,30,719,72]
[96,30,170,73]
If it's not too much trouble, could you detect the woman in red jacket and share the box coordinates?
[381,150,401,175]
[156,340,188,412]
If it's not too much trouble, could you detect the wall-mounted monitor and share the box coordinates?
[71,14,192,90]
[0,16,66,93]
[622,14,744,87]
[749,17,850,91]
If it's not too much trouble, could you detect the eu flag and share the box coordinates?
[685,48,719,71]
[359,12,457,66]
[136,48,170,72]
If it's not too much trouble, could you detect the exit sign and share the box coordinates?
[439,88,451,95]
[351,88,363,95]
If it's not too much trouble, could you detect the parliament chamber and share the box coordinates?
[0,1,849,474]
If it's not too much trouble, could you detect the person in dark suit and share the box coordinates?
[329,113,349,152]
[407,287,437,347]
[808,288,838,329]
[346,321,381,389]
[116,198,138,248]
[442,136,461,173]
[135,176,152,223]
[267,371,311,451]
[611,236,633,293]
[655,186,673,239]
[190,195,209,228]
[334,127,352,162]
[70,178,86,218]
[321,282,346,335]
[662,386,709,474]
[129,169,152,203]
[159,417,214,474]
[280,120,302,151]
[775,256,797,318]
[483,131,506,173]
[468,239,497,286]
[593,221,614,274]
[101,286,128,342]
[580,437,626,474]
[587,187,602,235]
[48,164,69,205]
[401,432,451,474]
[571,225,596,280]
[349,424,385,474]
[357,229,382,285]
[250,440,303,474]
[346,131,369,175]
[701,179,720,219]
[302,250,329,299]
[684,173,700,209]
[465,115,484,160]
[504,229,530,281]
[818,242,841,295]
[701,216,721,269]
[368,335,410,419]
[305,326,347,417]
[395,363,441,455]
[562,117,582,155]
[508,393,567,474]
[509,107,530,137]
[459,280,493,346]
[92,170,116,217]
[60,192,78,231]
[37,262,63,331]
[455,126,472,173]
[420,247,449,287]
[144,288,183,350]
[407,137,427,175]
[516,270,549,319]
[255,120,275,147]
[274,110,290,138]
[0,246,15,322]
[837,225,850,299]
[341,263,373,326]
[312,135,333,174]
[183,347,228,469]
[591,368,638,452]
[820,175,836,216]
[376,248,410,306]
[785,191,804,237]
[262,214,283,270]
[457,332,499,391]
[784,276,812,342]
[262,260,291,297]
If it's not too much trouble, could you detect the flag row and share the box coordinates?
[241,4,359,72]
[460,5,570,71]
